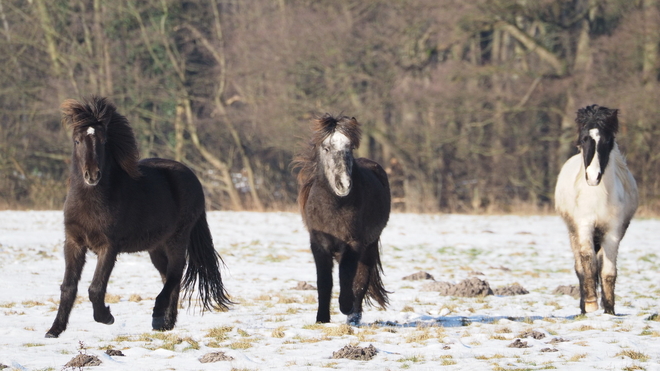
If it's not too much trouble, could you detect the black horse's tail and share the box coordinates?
[182,212,232,312]
[365,240,390,308]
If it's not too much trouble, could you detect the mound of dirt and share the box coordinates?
[104,349,124,357]
[507,339,531,348]
[519,330,545,340]
[548,337,570,344]
[332,344,378,361]
[199,351,234,363]
[0,363,8,370]
[420,281,453,292]
[402,271,435,281]
[65,354,102,368]
[291,281,316,290]
[422,277,493,297]
[553,285,579,298]
[541,348,558,352]
[493,283,529,296]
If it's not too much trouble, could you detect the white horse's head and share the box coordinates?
[313,115,360,197]
[320,130,354,197]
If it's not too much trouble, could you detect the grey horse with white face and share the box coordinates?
[293,114,391,325]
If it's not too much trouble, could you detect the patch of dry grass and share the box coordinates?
[405,327,433,343]
[321,324,354,337]
[206,326,233,341]
[567,353,588,362]
[275,294,300,304]
[271,326,286,338]
[292,335,330,343]
[616,350,649,361]
[128,294,142,302]
[228,338,254,349]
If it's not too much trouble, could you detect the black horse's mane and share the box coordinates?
[292,114,361,212]
[576,104,619,135]
[62,96,141,179]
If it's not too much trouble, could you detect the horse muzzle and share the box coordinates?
[84,169,102,186]
[333,177,352,197]
[585,171,602,186]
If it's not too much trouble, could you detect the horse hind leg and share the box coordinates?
[598,231,620,315]
[345,241,389,326]
[338,247,359,320]
[150,246,185,331]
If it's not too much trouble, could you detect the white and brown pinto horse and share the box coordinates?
[555,105,638,315]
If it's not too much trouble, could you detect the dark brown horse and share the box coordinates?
[46,97,231,338]
[293,115,390,325]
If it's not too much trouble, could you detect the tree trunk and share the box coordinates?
[33,0,61,77]
[643,0,659,89]
[557,4,594,167]
[183,98,243,211]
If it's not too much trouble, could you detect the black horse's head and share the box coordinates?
[73,124,107,186]
[62,96,141,186]
[315,115,361,197]
[576,105,618,186]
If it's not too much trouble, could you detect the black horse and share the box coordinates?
[293,115,390,325]
[46,97,230,338]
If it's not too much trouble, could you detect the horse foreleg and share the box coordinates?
[46,239,86,338]
[88,247,117,325]
[599,234,620,315]
[152,248,185,331]
[348,244,379,326]
[338,247,359,318]
[312,241,333,323]
[573,231,599,314]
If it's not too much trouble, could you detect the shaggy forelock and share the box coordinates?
[576,104,619,135]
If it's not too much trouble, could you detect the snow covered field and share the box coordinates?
[0,211,659,371]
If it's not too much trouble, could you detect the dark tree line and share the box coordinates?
[0,0,658,214]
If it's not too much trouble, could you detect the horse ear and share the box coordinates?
[605,108,619,135]
[88,96,115,129]
[61,99,83,129]
[575,105,595,130]
[347,117,361,149]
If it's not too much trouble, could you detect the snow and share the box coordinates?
[0,211,659,370]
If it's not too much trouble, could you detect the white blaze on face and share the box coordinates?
[585,128,601,186]
[87,127,95,136]
[321,131,353,197]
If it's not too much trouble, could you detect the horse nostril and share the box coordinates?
[95,171,101,180]
[84,170,90,180]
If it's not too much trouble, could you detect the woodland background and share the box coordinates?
[0,0,659,214]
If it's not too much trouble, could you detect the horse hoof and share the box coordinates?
[94,314,115,325]
[584,301,599,313]
[45,332,59,339]
[152,316,166,331]
[316,313,331,323]
[346,312,362,326]
[97,314,114,325]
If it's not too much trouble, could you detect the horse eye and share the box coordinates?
[322,146,329,152]
[74,140,80,145]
